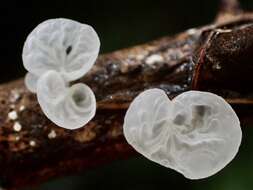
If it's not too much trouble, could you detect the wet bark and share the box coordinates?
[1,0,253,189]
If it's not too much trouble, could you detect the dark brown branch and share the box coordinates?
[1,3,253,190]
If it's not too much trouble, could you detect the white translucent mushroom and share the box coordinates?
[37,70,96,130]
[22,18,100,129]
[123,89,242,179]
[22,18,100,90]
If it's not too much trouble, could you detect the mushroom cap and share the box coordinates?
[22,18,100,83]
[123,89,242,179]
[37,70,96,130]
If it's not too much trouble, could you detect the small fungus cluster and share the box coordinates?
[22,18,100,129]
[21,18,243,180]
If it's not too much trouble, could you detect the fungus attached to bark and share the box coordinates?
[22,18,100,84]
[123,89,242,179]
[37,71,96,130]
[22,18,100,129]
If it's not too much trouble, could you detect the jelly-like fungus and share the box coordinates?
[123,89,242,179]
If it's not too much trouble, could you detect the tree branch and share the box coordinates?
[1,2,253,190]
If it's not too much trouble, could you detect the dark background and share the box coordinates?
[2,0,253,189]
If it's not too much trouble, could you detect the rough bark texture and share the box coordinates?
[1,0,253,189]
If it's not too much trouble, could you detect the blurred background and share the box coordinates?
[1,0,253,189]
